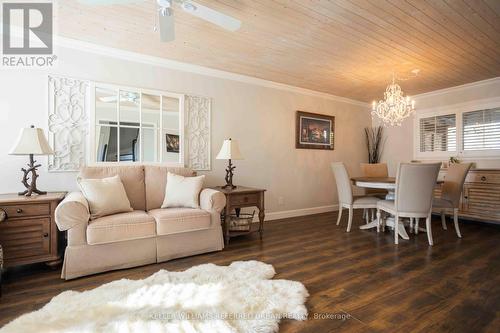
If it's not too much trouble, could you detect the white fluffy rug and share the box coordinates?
[1,261,308,333]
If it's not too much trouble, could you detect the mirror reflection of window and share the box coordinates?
[95,87,118,162]
[141,94,161,162]
[93,84,183,164]
[162,96,180,163]
[119,91,140,162]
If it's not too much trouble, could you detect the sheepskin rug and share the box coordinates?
[1,261,308,333]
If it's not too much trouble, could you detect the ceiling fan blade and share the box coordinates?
[182,1,241,32]
[159,8,175,42]
[78,0,144,5]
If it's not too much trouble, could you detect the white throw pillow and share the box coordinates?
[78,175,133,219]
[161,172,205,209]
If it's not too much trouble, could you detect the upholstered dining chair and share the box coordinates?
[360,163,389,220]
[433,163,472,238]
[331,162,381,232]
[360,163,389,178]
[376,163,441,245]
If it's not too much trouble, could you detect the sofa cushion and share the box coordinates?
[161,173,205,209]
[87,210,156,245]
[77,175,132,220]
[148,208,211,235]
[144,165,195,211]
[80,165,146,211]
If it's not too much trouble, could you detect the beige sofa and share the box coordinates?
[54,165,226,280]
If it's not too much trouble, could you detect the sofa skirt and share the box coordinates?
[156,224,224,262]
[60,224,224,280]
[61,237,157,280]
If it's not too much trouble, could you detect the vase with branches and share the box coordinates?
[364,126,385,164]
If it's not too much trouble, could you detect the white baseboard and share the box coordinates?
[250,204,339,222]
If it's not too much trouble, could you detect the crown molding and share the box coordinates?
[414,77,500,100]
[53,35,368,108]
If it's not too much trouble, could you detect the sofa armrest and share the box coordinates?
[55,192,90,231]
[200,189,226,214]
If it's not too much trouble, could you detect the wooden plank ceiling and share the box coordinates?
[56,0,500,102]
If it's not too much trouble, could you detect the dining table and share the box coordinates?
[351,176,443,240]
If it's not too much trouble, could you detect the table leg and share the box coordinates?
[258,192,265,240]
[384,217,409,240]
[224,205,231,246]
[359,216,410,240]
[359,220,379,230]
[258,209,265,240]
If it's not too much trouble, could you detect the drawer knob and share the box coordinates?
[16,208,23,214]
[43,232,49,238]
[481,176,486,181]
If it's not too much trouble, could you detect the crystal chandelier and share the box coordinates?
[372,75,415,126]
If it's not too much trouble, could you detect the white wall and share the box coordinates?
[376,78,500,175]
[0,44,371,217]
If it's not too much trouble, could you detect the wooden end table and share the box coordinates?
[0,192,66,269]
[212,186,266,245]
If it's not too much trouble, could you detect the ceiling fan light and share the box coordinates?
[182,2,197,12]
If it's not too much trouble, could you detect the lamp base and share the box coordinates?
[18,189,47,196]
[222,159,237,190]
[19,154,46,197]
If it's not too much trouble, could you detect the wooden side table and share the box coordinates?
[212,186,265,245]
[0,192,66,268]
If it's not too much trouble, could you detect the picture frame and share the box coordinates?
[295,111,335,150]
[165,133,180,153]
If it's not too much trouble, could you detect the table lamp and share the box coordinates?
[9,125,54,196]
[216,138,244,189]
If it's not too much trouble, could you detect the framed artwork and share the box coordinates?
[295,111,335,150]
[166,134,180,153]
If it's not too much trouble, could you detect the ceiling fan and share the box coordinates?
[98,91,139,104]
[78,0,242,42]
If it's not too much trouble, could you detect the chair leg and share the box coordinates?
[441,211,447,230]
[363,208,367,221]
[370,209,375,222]
[415,218,419,234]
[337,207,343,226]
[409,218,414,233]
[376,209,381,233]
[426,214,433,245]
[394,214,399,244]
[453,208,462,238]
[347,207,353,232]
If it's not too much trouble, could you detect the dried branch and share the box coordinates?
[364,126,385,164]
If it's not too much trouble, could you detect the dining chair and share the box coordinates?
[433,163,472,238]
[360,163,389,220]
[331,162,381,232]
[376,163,441,245]
[360,162,389,178]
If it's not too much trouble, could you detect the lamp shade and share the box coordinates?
[216,139,244,160]
[9,126,54,155]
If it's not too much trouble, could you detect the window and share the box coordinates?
[415,101,500,159]
[92,83,184,165]
[419,114,456,152]
[463,108,500,151]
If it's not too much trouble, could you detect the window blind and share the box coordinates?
[419,114,456,152]
[463,108,500,151]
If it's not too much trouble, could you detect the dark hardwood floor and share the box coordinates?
[0,211,499,332]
